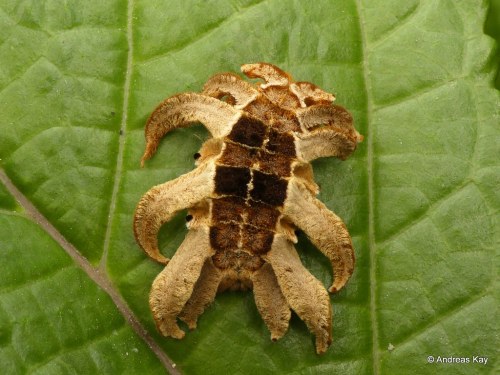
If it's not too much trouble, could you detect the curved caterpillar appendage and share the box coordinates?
[149,226,214,338]
[265,234,332,354]
[203,72,258,109]
[133,161,216,264]
[284,179,355,293]
[141,93,241,165]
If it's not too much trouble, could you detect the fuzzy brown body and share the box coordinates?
[133,63,362,354]
[211,110,297,290]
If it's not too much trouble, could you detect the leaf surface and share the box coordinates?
[0,0,498,374]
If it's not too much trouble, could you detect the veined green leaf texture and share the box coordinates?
[0,1,498,374]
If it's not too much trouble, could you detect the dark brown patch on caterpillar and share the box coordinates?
[227,115,267,147]
[250,170,288,206]
[214,166,251,198]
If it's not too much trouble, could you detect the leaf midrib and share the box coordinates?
[355,1,379,374]
[94,0,178,372]
[99,0,134,272]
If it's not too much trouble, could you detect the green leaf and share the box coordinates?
[1,1,498,374]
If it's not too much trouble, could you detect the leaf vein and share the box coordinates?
[137,0,268,66]
[368,2,421,50]
[0,264,72,295]
[0,168,179,375]
[392,292,492,349]
[378,181,471,246]
[355,1,379,373]
[100,0,135,272]
[373,76,463,111]
[28,325,129,373]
